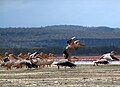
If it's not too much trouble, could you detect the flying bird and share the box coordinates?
[63,37,85,62]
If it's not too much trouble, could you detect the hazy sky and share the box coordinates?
[0,0,120,28]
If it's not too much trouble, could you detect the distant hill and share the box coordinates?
[0,25,120,48]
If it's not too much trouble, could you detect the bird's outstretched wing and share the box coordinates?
[67,37,75,45]
[110,55,119,61]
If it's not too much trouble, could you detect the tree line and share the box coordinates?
[0,46,120,56]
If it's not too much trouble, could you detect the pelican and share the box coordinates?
[93,59,109,66]
[29,52,39,58]
[100,51,119,61]
[63,37,85,62]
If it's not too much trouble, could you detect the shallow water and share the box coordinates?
[74,61,120,65]
[53,61,120,65]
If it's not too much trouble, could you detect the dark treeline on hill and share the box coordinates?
[0,46,120,56]
[0,25,120,55]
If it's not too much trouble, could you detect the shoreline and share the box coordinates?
[56,55,120,61]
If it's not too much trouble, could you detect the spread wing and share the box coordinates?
[110,55,119,60]
[67,37,75,45]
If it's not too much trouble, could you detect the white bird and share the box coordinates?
[29,52,38,58]
[100,51,119,61]
[93,59,109,66]
[63,37,85,62]
[71,37,76,39]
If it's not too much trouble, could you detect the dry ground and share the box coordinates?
[0,64,120,87]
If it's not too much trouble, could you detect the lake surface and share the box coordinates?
[75,61,120,65]
[53,61,120,65]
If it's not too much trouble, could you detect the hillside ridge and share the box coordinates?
[0,25,120,48]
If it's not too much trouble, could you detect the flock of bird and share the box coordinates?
[0,52,55,70]
[0,37,119,70]
[62,37,120,66]
[0,37,85,70]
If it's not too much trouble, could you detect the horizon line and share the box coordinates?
[0,24,120,29]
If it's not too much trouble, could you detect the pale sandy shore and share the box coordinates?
[0,64,120,87]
